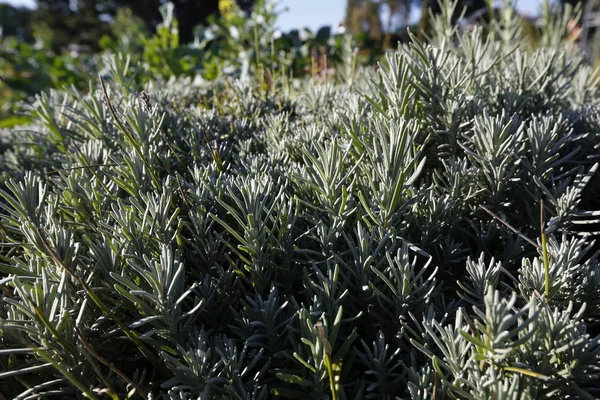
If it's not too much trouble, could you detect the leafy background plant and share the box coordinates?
[0,0,350,128]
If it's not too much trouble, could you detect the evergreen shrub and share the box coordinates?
[2,1,600,398]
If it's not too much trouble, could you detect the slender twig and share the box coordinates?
[540,200,551,302]
[479,205,539,249]
[175,174,190,208]
[503,365,549,381]
[461,307,478,337]
[532,289,544,302]
[315,322,340,400]
[99,77,130,138]
[75,326,147,399]
[47,163,118,175]
[26,296,111,387]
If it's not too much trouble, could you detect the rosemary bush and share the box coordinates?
[2,1,600,398]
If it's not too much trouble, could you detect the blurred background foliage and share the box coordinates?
[0,0,597,127]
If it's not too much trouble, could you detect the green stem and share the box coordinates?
[540,200,550,302]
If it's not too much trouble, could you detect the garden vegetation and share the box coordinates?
[1,0,600,398]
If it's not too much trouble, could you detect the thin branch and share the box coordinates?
[75,326,147,399]
[540,200,551,301]
[479,205,539,249]
[47,163,118,175]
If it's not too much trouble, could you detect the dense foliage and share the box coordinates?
[2,1,600,399]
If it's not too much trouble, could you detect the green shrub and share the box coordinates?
[2,1,600,398]
[0,36,92,126]
[1,0,352,129]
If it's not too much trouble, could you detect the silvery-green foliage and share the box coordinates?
[481,0,522,47]
[412,290,600,398]
[293,138,356,221]
[274,305,358,398]
[463,110,525,205]
[458,254,507,306]
[518,235,600,317]
[229,287,293,354]
[543,163,600,238]
[426,0,464,44]
[369,243,437,328]
[522,114,580,188]
[299,83,339,118]
[3,1,600,398]
[351,115,425,231]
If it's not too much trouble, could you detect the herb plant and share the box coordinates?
[2,1,600,398]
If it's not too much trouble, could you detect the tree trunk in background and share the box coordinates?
[418,0,431,41]
[0,4,34,41]
[345,0,413,49]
